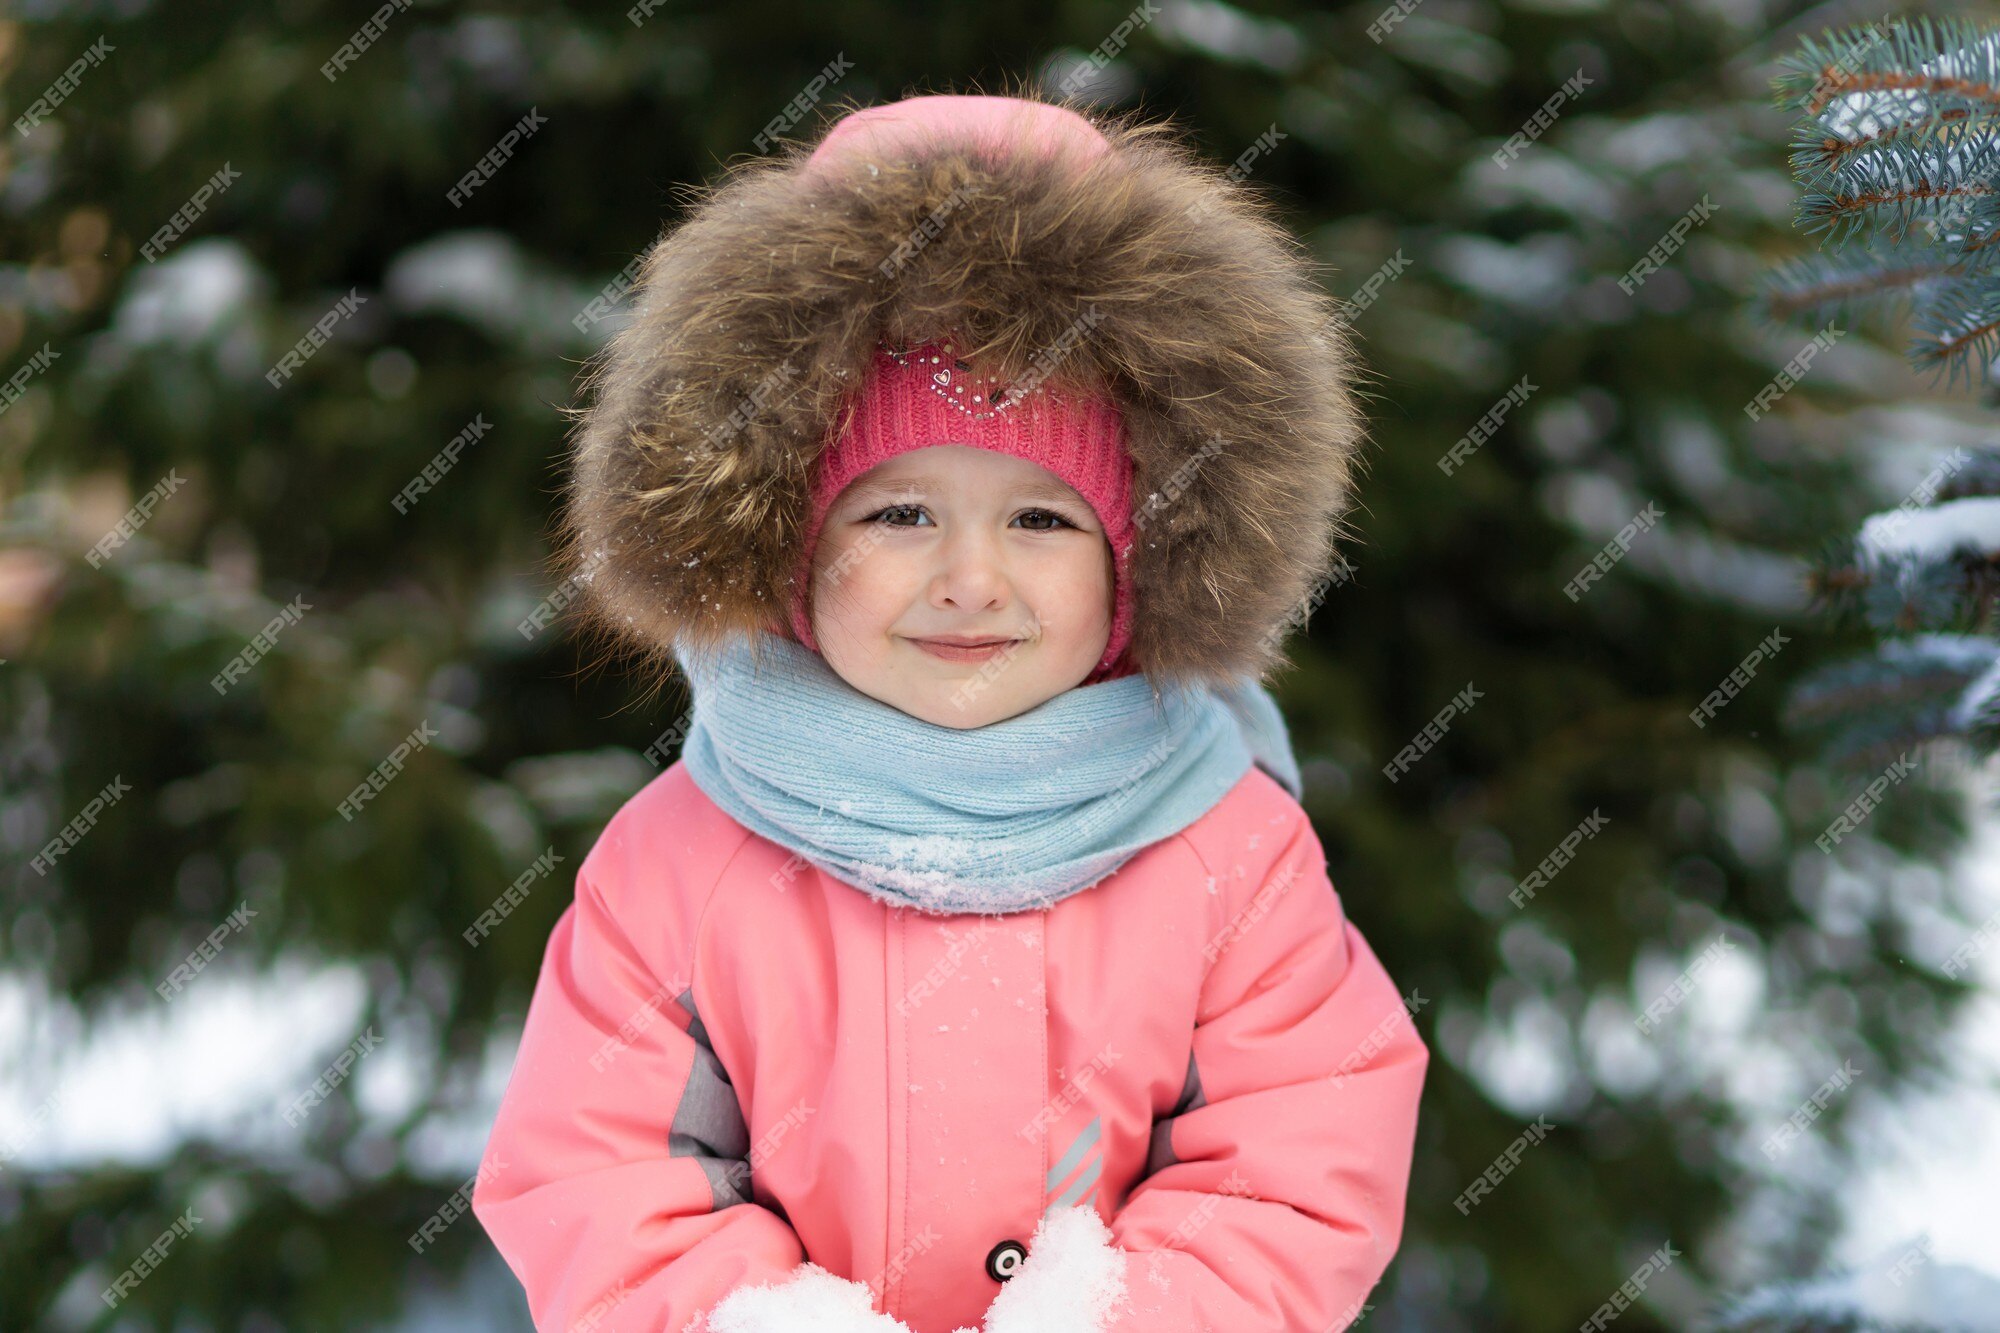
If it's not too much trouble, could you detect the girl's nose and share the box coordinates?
[930,524,1009,612]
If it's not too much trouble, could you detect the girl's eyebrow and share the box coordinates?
[841,474,1084,506]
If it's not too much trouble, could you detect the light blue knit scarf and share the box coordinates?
[673,632,1303,916]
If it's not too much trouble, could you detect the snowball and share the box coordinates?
[982,1205,1132,1333]
[703,1262,923,1333]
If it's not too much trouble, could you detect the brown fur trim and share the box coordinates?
[556,84,1369,690]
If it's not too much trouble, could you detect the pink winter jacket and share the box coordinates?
[471,759,1428,1333]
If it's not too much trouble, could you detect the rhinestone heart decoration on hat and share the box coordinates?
[886,340,1037,419]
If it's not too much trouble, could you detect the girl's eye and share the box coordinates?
[864,500,1080,528]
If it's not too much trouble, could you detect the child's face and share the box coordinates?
[808,445,1114,729]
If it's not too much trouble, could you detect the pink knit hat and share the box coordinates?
[783,95,1139,679]
[785,336,1137,678]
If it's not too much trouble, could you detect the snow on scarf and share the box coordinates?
[673,631,1304,916]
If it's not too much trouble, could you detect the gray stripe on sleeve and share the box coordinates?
[1141,1050,1206,1180]
[668,986,754,1211]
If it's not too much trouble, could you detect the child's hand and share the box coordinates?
[700,1207,1122,1333]
[973,1205,1128,1333]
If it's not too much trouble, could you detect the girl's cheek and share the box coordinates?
[814,542,901,624]
[834,545,894,597]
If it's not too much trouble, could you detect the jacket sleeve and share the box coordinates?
[1096,810,1430,1332]
[469,846,812,1333]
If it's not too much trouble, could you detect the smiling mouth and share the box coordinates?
[906,636,1025,662]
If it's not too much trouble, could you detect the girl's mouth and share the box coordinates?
[906,636,1023,663]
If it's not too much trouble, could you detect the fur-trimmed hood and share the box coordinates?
[557,87,1369,688]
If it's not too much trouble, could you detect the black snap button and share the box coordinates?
[985,1238,1028,1281]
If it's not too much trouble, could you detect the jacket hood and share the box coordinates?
[557,87,1370,689]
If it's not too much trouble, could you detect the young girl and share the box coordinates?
[472,90,1428,1333]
